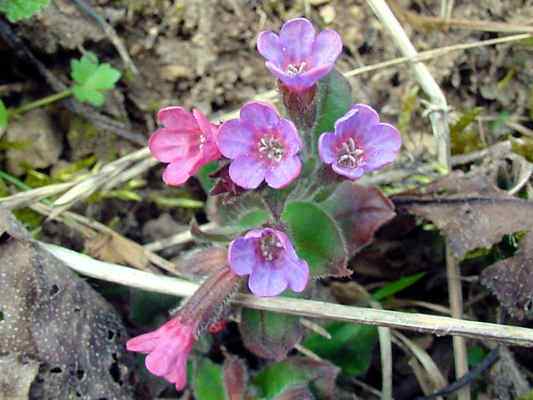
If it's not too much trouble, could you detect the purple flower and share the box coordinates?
[318,104,402,180]
[257,17,343,91]
[228,228,309,297]
[217,101,303,189]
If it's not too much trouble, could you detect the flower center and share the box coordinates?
[337,137,364,169]
[258,135,284,162]
[286,62,306,76]
[259,232,283,262]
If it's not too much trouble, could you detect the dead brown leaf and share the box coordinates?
[393,170,533,260]
[393,169,533,319]
[86,232,150,270]
[0,208,133,399]
[481,233,533,319]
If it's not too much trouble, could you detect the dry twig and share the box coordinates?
[42,243,533,348]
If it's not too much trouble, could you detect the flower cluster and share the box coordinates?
[135,16,402,391]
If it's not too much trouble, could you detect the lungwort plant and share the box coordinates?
[128,17,402,393]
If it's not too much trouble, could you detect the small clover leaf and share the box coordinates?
[0,0,50,22]
[71,53,121,107]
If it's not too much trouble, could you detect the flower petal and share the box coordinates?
[265,155,301,189]
[248,264,288,297]
[229,237,258,276]
[331,164,365,180]
[359,122,402,150]
[279,18,316,65]
[297,64,334,88]
[126,332,160,353]
[157,107,198,132]
[240,101,280,132]
[217,119,255,159]
[266,62,330,91]
[276,119,302,156]
[192,108,217,140]
[318,131,337,164]
[148,128,195,163]
[257,31,283,66]
[229,156,267,189]
[145,341,181,376]
[363,124,402,170]
[164,355,188,391]
[310,29,343,67]
[335,104,380,140]
[162,157,200,186]
[279,256,309,293]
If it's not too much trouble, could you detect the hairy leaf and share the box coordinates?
[239,308,302,361]
[320,182,396,257]
[252,357,339,400]
[304,322,378,376]
[311,69,352,153]
[71,52,121,107]
[0,0,50,22]
[207,191,271,230]
[282,200,348,277]
[191,358,228,400]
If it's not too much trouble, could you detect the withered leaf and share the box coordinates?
[481,233,533,319]
[86,232,150,270]
[320,182,396,257]
[0,208,133,399]
[393,170,533,259]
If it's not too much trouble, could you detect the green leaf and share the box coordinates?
[467,345,488,368]
[304,322,378,376]
[0,0,50,22]
[371,272,426,301]
[252,357,339,400]
[207,191,270,230]
[71,52,121,107]
[311,69,352,151]
[239,308,302,360]
[191,358,228,400]
[0,99,8,129]
[197,161,219,193]
[281,201,348,277]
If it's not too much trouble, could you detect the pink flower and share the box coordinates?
[318,104,402,180]
[126,317,197,391]
[217,101,303,189]
[228,228,309,297]
[149,107,220,186]
[257,18,343,91]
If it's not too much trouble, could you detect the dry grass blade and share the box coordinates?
[0,181,77,209]
[366,0,450,168]
[42,243,533,348]
[393,331,448,396]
